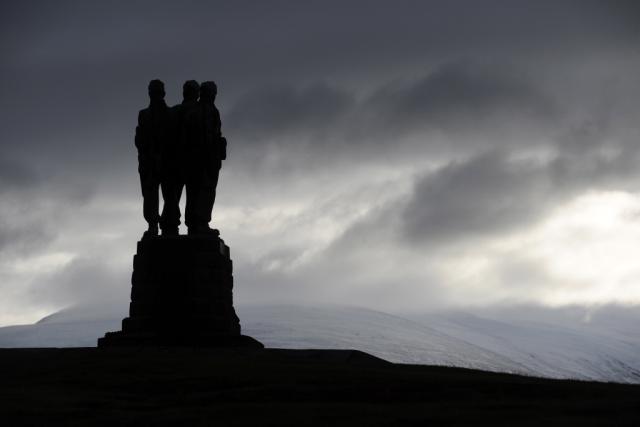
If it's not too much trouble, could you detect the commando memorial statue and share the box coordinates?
[98,79,262,348]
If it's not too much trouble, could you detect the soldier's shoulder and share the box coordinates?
[138,107,151,120]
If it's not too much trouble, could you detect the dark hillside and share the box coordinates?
[1,348,638,426]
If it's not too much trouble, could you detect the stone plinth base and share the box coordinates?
[98,331,263,348]
[98,234,262,349]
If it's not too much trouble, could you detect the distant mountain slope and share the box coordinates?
[1,304,639,383]
[239,305,532,375]
[414,312,640,384]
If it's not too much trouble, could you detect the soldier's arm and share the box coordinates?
[214,107,223,138]
[215,107,227,160]
[134,111,144,150]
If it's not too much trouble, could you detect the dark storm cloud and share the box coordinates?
[367,61,554,131]
[227,83,352,142]
[224,59,559,168]
[0,157,94,257]
[0,158,40,191]
[327,137,640,252]
[1,0,640,321]
[27,257,130,308]
[0,224,54,255]
[222,53,638,178]
[402,151,554,242]
[1,0,637,178]
[0,184,92,257]
[403,145,640,243]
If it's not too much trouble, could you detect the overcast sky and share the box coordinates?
[1,1,639,326]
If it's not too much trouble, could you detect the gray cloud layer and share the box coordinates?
[1,1,639,323]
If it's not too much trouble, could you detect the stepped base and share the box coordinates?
[98,233,262,349]
[98,331,263,348]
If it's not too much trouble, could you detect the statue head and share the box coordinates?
[200,81,217,103]
[183,80,200,102]
[148,79,165,102]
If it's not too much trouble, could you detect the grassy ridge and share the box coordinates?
[0,347,639,426]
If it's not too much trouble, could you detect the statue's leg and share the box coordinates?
[200,186,216,226]
[185,180,196,230]
[160,176,180,234]
[141,177,159,236]
[141,180,159,224]
[186,167,219,234]
[175,180,184,222]
[200,167,220,228]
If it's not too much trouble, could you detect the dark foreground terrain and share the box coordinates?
[0,348,639,426]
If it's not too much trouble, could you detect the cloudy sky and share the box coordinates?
[1,1,639,326]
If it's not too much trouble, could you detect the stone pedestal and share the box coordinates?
[98,234,262,348]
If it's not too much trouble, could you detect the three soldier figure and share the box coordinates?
[135,79,227,237]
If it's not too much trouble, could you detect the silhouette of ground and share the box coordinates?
[0,348,639,425]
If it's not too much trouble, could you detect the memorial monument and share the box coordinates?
[98,80,262,348]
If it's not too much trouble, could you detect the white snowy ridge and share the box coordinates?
[0,304,639,384]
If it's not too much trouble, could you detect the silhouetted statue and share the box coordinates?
[135,79,170,238]
[99,79,260,348]
[160,80,201,236]
[183,81,227,235]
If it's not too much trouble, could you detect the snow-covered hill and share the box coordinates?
[1,304,639,383]
[414,311,640,383]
